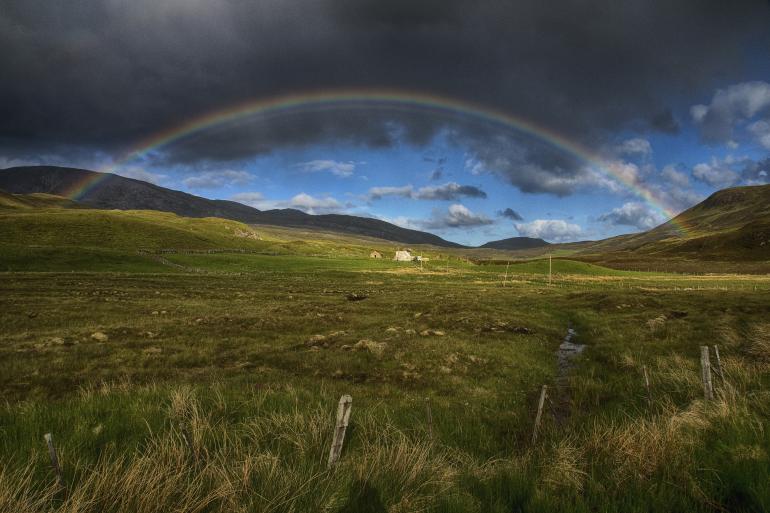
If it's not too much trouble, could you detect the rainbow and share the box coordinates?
[62,88,687,234]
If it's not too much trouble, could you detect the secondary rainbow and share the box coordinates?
[63,88,687,234]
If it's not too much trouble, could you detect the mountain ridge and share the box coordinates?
[0,166,465,248]
[479,236,550,250]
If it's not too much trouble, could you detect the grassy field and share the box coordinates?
[2,203,770,512]
[1,250,770,512]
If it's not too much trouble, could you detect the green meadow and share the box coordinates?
[1,205,770,512]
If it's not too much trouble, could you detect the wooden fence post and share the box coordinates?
[712,345,725,384]
[44,433,65,488]
[328,395,353,468]
[531,385,547,445]
[425,397,433,439]
[643,365,651,406]
[700,346,714,400]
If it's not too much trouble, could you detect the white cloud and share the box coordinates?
[368,185,414,199]
[660,164,689,188]
[692,156,741,188]
[288,193,343,214]
[232,191,345,215]
[183,169,253,189]
[296,159,357,177]
[598,202,665,230]
[616,137,652,157]
[464,157,486,175]
[747,120,770,150]
[421,204,493,229]
[691,81,770,145]
[514,219,583,242]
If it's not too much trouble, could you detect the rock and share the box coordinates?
[346,293,368,301]
[385,327,399,333]
[306,334,327,347]
[420,329,445,337]
[151,311,159,315]
[353,339,387,356]
[340,344,353,351]
[481,322,532,334]
[646,315,667,331]
[439,366,452,374]
[233,228,261,240]
[49,337,66,345]
[405,329,416,335]
[432,330,446,336]
[142,346,162,355]
[91,331,109,342]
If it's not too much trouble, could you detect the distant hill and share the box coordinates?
[0,166,464,248]
[480,236,549,250]
[577,184,770,264]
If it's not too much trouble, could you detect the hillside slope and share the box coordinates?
[0,190,85,210]
[0,166,463,247]
[577,184,770,267]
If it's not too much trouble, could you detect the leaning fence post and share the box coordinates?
[328,395,353,468]
[712,345,725,384]
[44,433,65,488]
[531,385,547,445]
[700,346,714,400]
[643,365,651,406]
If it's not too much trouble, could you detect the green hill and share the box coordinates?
[0,193,454,272]
[0,200,274,272]
[0,166,464,247]
[571,185,770,272]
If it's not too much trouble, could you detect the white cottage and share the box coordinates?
[393,250,413,261]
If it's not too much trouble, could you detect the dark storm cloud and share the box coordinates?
[367,181,487,201]
[1,0,768,192]
[415,182,486,200]
[498,208,524,221]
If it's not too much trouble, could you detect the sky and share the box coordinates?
[1,1,770,246]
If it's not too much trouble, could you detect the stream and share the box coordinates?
[552,326,585,424]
